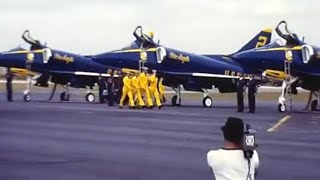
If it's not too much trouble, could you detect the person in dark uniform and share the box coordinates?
[6,68,14,102]
[237,74,246,112]
[106,77,115,106]
[98,76,106,103]
[113,71,122,104]
[248,75,258,113]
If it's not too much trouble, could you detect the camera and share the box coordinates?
[243,124,257,159]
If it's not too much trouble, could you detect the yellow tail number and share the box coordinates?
[255,36,268,48]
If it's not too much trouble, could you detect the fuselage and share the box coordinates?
[92,47,244,75]
[232,42,320,77]
[0,48,111,74]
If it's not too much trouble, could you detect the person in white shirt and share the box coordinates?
[207,117,259,180]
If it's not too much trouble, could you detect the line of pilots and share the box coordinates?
[99,67,165,109]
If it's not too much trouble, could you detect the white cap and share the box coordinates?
[152,70,157,73]
[142,67,148,71]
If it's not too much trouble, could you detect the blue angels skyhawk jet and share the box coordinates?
[91,26,273,107]
[233,21,320,112]
[0,30,119,102]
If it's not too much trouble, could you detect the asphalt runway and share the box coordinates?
[0,92,320,180]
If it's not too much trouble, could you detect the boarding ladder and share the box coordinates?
[139,59,146,72]
[284,50,293,111]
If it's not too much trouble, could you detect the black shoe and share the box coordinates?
[158,106,162,109]
[237,110,243,113]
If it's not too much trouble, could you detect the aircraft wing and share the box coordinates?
[160,71,254,79]
[47,70,117,77]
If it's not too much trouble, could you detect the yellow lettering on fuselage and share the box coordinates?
[224,70,250,78]
[168,52,190,63]
[54,53,74,64]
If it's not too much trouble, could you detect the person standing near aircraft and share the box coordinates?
[149,70,162,109]
[106,77,115,106]
[237,74,246,112]
[139,67,153,108]
[132,72,145,108]
[119,72,134,109]
[5,68,14,102]
[158,77,166,103]
[248,75,258,113]
[114,71,123,104]
[98,76,107,103]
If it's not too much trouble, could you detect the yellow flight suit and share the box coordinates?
[132,75,145,107]
[119,75,134,107]
[139,72,153,107]
[149,74,161,107]
[158,78,166,103]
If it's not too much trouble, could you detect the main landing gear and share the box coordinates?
[171,85,181,106]
[202,89,213,108]
[305,90,320,111]
[85,92,95,103]
[23,76,32,102]
[277,77,298,112]
[171,85,213,107]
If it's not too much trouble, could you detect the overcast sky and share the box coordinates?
[0,0,319,54]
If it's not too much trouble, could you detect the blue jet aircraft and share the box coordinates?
[91,26,273,107]
[0,30,119,102]
[233,21,320,112]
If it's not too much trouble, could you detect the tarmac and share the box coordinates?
[0,92,320,180]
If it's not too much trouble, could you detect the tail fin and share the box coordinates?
[236,28,272,53]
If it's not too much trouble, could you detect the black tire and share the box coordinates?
[60,92,70,101]
[311,100,318,111]
[202,96,213,108]
[86,93,95,103]
[278,103,286,113]
[23,94,31,102]
[171,95,181,106]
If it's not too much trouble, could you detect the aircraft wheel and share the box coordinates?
[311,100,318,111]
[202,96,213,108]
[86,93,95,103]
[23,94,31,102]
[278,103,286,113]
[171,95,181,106]
[60,92,70,101]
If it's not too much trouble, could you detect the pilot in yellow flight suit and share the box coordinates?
[132,72,145,108]
[158,77,166,103]
[139,67,153,108]
[119,72,135,109]
[149,70,162,109]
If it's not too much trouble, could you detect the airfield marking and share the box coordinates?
[267,115,291,132]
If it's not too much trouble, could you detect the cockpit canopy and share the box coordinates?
[122,26,160,50]
[22,30,45,50]
[275,21,302,47]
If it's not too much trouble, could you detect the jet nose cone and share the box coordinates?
[0,51,27,68]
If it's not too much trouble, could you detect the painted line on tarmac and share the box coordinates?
[267,115,291,132]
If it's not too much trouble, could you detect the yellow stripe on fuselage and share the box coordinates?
[257,46,302,52]
[4,49,45,54]
[114,48,157,53]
